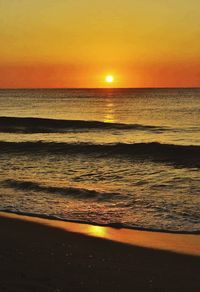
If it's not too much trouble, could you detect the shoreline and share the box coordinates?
[1,209,199,234]
[1,211,200,256]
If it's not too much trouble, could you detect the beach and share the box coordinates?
[0,212,200,292]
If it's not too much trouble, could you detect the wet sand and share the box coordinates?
[0,212,200,292]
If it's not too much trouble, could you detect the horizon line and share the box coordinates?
[0,86,200,90]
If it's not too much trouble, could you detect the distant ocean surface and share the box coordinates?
[0,88,200,233]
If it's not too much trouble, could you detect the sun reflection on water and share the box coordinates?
[87,225,107,238]
[104,101,115,123]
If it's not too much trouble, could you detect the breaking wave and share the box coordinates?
[2,179,125,202]
[0,116,167,133]
[0,141,200,168]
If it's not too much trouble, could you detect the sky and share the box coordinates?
[0,0,200,88]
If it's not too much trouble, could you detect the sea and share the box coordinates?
[0,88,200,233]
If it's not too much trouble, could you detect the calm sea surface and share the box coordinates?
[0,88,200,232]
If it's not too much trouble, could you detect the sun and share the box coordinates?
[105,75,114,83]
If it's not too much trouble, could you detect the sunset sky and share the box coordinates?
[0,0,200,88]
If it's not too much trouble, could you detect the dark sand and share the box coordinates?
[0,213,200,292]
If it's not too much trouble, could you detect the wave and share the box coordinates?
[0,141,200,168]
[2,179,124,201]
[0,116,167,133]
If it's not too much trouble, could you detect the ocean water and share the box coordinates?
[0,88,200,233]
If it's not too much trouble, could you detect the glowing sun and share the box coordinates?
[105,75,114,83]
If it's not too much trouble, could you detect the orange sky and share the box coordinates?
[0,0,200,88]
